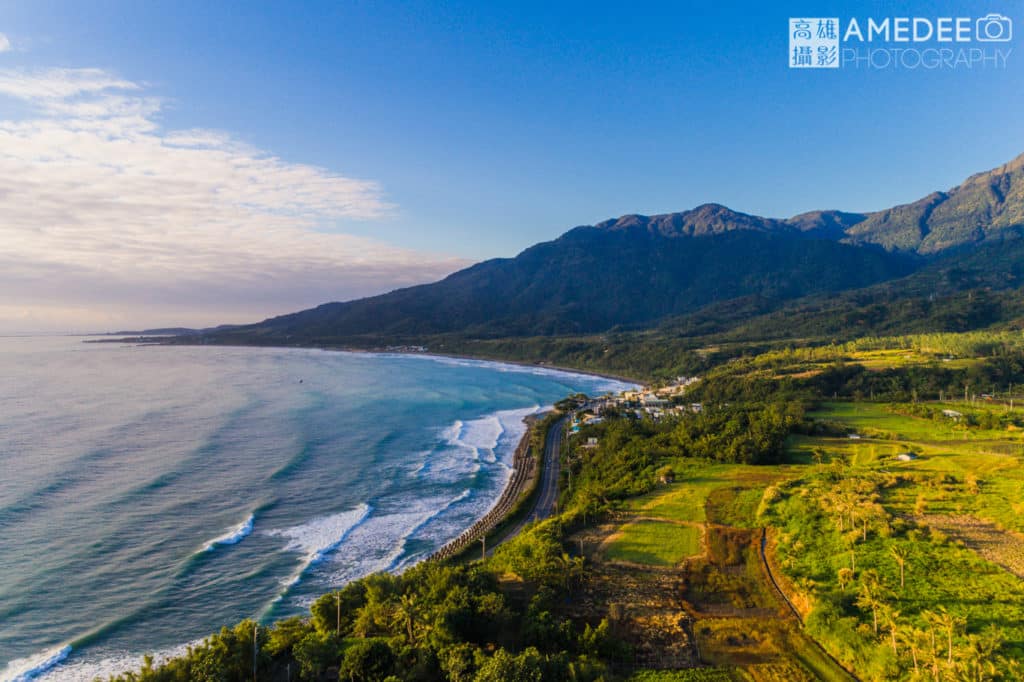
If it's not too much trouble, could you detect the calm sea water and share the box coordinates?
[0,336,631,681]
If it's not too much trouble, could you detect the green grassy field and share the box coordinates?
[621,463,786,527]
[791,401,1024,532]
[594,453,858,680]
[605,519,702,566]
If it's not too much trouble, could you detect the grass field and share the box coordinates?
[621,463,787,527]
[591,456,856,681]
[606,398,1024,679]
[791,401,1024,532]
[605,519,702,566]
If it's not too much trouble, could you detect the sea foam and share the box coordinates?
[2,645,71,682]
[202,512,255,551]
[267,503,372,591]
[29,640,199,682]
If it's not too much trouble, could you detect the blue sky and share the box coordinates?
[0,1,1021,330]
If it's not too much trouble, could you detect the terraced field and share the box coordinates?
[572,461,855,681]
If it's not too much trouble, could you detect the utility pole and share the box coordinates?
[480,536,486,561]
[253,623,258,682]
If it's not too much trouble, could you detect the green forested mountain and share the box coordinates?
[198,153,1024,347]
[211,227,911,342]
[845,152,1024,254]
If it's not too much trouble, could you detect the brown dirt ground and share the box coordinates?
[920,513,1024,579]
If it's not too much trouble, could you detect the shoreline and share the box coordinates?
[409,350,643,387]
[428,413,543,562]
[94,334,646,387]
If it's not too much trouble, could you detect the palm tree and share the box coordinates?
[890,545,908,589]
[956,626,1006,682]
[935,607,966,665]
[954,635,991,682]
[855,583,883,635]
[854,569,891,636]
[897,624,926,676]
[922,609,943,678]
[880,604,901,654]
[557,552,585,592]
[394,593,420,645]
[997,654,1022,682]
[837,567,854,593]
[859,568,883,593]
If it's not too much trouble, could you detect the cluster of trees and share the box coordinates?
[108,550,623,682]
[720,285,1018,343]
[683,351,1024,407]
[421,302,1024,385]
[561,402,805,523]
[887,402,1022,430]
[841,330,1024,358]
[664,403,802,464]
[118,325,1024,681]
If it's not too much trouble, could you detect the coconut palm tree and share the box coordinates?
[855,583,883,635]
[890,544,909,589]
[897,624,926,677]
[394,593,421,645]
[557,552,585,592]
[880,604,901,654]
[837,567,854,593]
[935,607,966,665]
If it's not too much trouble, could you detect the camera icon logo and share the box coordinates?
[976,13,1013,42]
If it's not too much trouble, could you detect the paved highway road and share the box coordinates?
[488,415,566,554]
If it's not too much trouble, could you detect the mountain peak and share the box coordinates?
[203,149,1024,345]
[846,150,1024,254]
[594,203,782,238]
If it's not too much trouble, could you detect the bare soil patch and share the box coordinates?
[920,513,1024,578]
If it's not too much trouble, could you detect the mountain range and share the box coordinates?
[197,152,1024,346]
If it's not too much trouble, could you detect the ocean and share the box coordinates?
[0,336,632,681]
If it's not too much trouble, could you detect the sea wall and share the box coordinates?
[429,418,538,561]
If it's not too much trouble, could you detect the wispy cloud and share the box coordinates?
[0,67,468,331]
[0,34,10,53]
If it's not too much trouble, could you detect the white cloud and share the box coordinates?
[0,67,468,332]
[0,34,10,53]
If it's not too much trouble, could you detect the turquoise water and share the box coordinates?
[0,336,631,681]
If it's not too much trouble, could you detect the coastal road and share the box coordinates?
[488,415,566,555]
